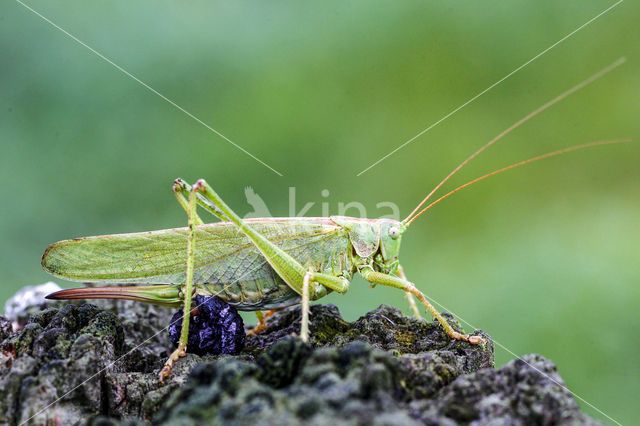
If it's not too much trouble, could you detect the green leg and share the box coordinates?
[191,179,349,340]
[360,268,484,345]
[159,183,199,382]
[174,178,227,222]
[192,179,339,296]
[306,271,349,293]
[301,272,311,343]
[172,179,204,225]
[397,265,421,319]
[300,271,350,342]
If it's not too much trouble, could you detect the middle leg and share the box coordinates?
[300,271,350,342]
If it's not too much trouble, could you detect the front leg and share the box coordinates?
[360,268,484,345]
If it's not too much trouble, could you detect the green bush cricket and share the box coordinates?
[41,64,630,381]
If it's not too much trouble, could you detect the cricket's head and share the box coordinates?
[330,216,405,272]
[377,219,406,271]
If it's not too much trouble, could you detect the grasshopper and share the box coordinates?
[41,65,630,380]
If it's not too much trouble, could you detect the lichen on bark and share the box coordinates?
[0,294,602,425]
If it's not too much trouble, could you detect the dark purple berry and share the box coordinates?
[168,296,245,355]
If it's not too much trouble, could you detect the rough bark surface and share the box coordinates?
[0,289,601,425]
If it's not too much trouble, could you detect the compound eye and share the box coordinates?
[388,226,400,240]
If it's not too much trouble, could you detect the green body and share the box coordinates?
[42,216,404,310]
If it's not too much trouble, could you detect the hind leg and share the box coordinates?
[159,183,199,382]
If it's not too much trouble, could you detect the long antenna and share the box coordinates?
[404,139,632,226]
[403,57,626,225]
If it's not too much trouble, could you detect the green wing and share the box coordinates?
[42,218,351,286]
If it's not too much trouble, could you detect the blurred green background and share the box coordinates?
[1,1,638,423]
